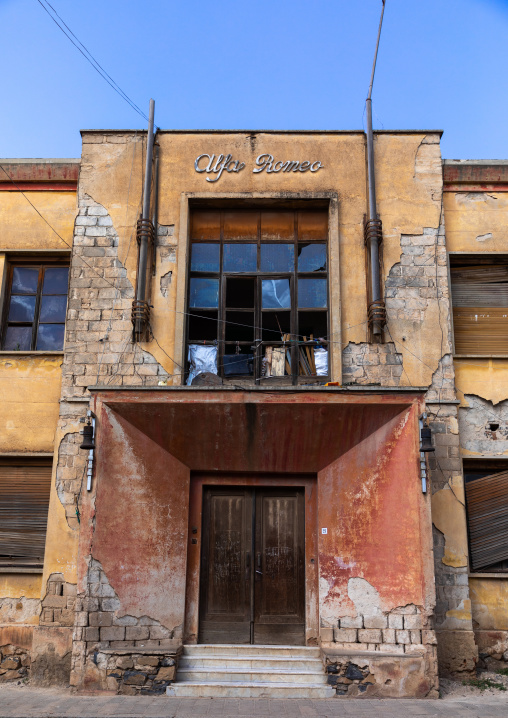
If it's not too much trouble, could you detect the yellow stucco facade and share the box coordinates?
[443,162,508,654]
[1,142,508,688]
[0,164,77,620]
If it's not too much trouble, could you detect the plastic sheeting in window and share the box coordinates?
[314,347,328,376]
[187,344,218,385]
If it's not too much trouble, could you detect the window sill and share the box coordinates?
[0,351,64,356]
[468,572,508,579]
[0,567,43,574]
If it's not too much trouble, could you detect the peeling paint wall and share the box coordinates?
[443,165,508,667]
[69,400,190,690]
[0,168,77,683]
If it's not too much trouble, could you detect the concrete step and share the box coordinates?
[176,668,328,684]
[168,681,335,698]
[178,655,322,671]
[181,644,321,658]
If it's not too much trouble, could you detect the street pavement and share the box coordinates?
[0,685,507,718]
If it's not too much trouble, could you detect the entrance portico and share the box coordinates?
[72,386,438,697]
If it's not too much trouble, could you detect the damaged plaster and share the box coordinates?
[459,395,508,455]
[0,597,41,624]
[431,477,468,569]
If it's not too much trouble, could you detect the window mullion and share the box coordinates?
[32,265,44,350]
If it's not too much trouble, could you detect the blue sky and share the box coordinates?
[1,0,508,159]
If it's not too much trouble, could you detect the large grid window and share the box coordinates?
[186,208,329,384]
[1,261,69,351]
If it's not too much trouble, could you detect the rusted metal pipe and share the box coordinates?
[134,99,155,339]
[151,142,160,277]
[365,1,386,337]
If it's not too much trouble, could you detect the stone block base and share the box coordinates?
[73,649,181,694]
[0,625,33,683]
[475,630,508,664]
[435,629,478,677]
[321,646,439,698]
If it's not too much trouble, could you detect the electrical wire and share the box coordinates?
[3,160,507,414]
[35,0,150,125]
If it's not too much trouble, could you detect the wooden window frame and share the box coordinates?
[186,208,329,385]
[1,257,70,351]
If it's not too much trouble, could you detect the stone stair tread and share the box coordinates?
[177,668,324,674]
[183,643,319,651]
[173,680,330,688]
[178,657,322,665]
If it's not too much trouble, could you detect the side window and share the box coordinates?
[451,257,508,355]
[464,461,508,573]
[0,460,52,568]
[186,208,329,384]
[1,262,69,351]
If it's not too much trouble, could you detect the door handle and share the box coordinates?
[256,553,263,578]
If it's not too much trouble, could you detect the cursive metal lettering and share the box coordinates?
[194,153,245,182]
[195,153,323,180]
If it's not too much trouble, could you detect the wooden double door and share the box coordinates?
[199,487,305,645]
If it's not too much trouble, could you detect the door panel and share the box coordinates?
[254,490,305,644]
[199,486,305,645]
[199,488,252,644]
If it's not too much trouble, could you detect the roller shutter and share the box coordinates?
[0,461,52,567]
[451,265,508,354]
[465,469,508,570]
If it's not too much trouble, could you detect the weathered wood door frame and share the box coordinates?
[199,487,305,644]
[184,473,318,646]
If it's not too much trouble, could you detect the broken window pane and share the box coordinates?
[39,296,67,323]
[262,279,291,309]
[225,311,255,341]
[188,310,218,341]
[11,267,38,294]
[298,278,327,308]
[262,311,291,341]
[8,295,36,323]
[298,244,327,272]
[42,267,69,294]
[3,326,32,351]
[260,244,294,272]
[189,278,219,308]
[190,243,220,272]
[36,324,65,351]
[223,244,257,273]
[298,311,327,339]
[226,277,255,308]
